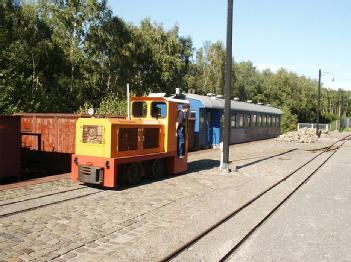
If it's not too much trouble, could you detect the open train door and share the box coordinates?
[164,97,190,174]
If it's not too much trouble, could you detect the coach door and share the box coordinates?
[199,109,210,148]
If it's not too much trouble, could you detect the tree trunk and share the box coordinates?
[32,52,36,86]
[107,69,111,92]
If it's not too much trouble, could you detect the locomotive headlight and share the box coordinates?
[88,108,96,116]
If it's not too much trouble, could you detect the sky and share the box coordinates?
[109,0,351,90]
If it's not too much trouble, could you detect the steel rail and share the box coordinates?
[0,190,104,218]
[0,186,87,207]
[220,139,347,261]
[160,135,350,262]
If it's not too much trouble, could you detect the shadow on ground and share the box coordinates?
[236,148,297,170]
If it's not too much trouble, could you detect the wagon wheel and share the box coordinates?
[151,159,165,179]
[127,163,141,185]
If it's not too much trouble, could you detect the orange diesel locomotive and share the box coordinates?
[71,95,189,187]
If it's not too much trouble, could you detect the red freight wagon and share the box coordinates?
[15,113,124,174]
[17,113,80,153]
[0,116,21,182]
[16,113,125,153]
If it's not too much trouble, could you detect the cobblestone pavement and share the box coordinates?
[0,179,80,203]
[0,132,347,262]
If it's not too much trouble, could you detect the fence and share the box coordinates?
[297,123,329,131]
[342,118,351,129]
[298,119,351,132]
[329,121,338,131]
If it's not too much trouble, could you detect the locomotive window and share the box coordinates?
[132,102,147,118]
[239,114,244,127]
[118,128,138,151]
[151,102,167,119]
[82,125,103,144]
[143,128,160,149]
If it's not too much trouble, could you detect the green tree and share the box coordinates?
[280,106,298,133]
[84,14,132,105]
[192,41,225,95]
[0,1,64,113]
[233,61,261,101]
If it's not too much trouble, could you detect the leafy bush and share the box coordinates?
[97,96,127,116]
[280,106,298,133]
[76,96,127,116]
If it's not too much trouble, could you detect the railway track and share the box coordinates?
[0,141,333,220]
[161,135,350,262]
[0,187,105,218]
[0,186,88,207]
[0,136,348,261]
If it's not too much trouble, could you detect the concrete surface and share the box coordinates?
[229,139,351,262]
[171,149,336,261]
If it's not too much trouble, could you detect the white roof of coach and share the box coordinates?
[185,93,283,115]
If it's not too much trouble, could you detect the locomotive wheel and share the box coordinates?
[151,159,165,179]
[127,163,141,185]
[118,165,128,185]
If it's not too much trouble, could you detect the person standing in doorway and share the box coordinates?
[176,104,189,158]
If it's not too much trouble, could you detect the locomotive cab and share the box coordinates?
[71,96,189,187]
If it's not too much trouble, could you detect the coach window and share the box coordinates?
[245,114,251,128]
[267,115,271,126]
[151,102,167,119]
[276,116,280,127]
[190,111,196,119]
[231,112,236,127]
[132,101,147,118]
[262,115,267,126]
[272,116,276,126]
[239,114,244,127]
[257,115,261,127]
[252,114,257,127]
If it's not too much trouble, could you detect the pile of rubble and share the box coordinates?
[278,128,319,143]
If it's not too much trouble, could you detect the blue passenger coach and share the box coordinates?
[185,93,283,149]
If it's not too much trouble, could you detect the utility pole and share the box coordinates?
[339,95,342,132]
[316,69,321,137]
[127,83,130,119]
[220,0,234,173]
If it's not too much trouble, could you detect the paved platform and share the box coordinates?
[230,137,351,261]
[0,132,348,261]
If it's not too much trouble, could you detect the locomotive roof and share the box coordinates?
[132,96,189,104]
[185,93,283,115]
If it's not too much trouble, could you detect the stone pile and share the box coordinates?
[278,128,319,143]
